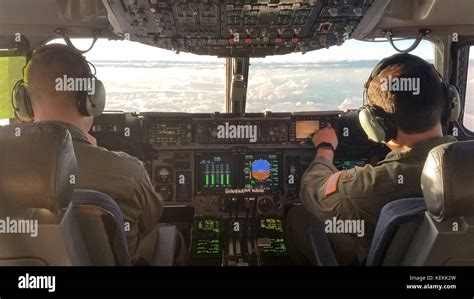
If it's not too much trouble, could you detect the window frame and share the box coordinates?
[455,38,474,135]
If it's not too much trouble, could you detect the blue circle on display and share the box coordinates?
[251,159,271,181]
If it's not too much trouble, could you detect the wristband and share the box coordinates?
[316,142,335,152]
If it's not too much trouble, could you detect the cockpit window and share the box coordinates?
[61,39,226,113]
[246,39,435,112]
[0,51,26,121]
[463,46,474,131]
[52,39,433,113]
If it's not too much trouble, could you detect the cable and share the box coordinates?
[61,29,98,54]
[367,37,419,43]
[384,29,430,53]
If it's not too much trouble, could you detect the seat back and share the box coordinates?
[0,123,130,266]
[401,214,474,266]
[369,141,474,266]
[0,206,93,266]
[0,122,87,265]
[401,141,474,266]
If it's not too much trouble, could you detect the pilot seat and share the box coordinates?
[367,140,474,266]
[0,122,130,265]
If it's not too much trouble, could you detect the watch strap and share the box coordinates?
[316,142,335,152]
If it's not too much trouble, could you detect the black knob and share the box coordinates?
[258,197,273,213]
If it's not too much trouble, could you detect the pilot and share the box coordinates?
[13,44,164,265]
[286,53,459,265]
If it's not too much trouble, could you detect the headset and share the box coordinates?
[11,44,106,122]
[359,53,461,143]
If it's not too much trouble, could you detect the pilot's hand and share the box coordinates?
[86,133,97,146]
[312,126,338,151]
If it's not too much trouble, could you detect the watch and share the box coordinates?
[316,142,335,152]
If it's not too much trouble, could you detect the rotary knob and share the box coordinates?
[258,197,273,213]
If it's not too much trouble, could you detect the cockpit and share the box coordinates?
[1,0,474,271]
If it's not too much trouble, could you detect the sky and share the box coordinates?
[49,38,435,63]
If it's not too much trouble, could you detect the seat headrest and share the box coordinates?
[0,122,77,213]
[421,141,474,221]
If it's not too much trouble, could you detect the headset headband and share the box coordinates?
[359,53,460,143]
[12,43,106,121]
[364,53,442,99]
[27,44,93,80]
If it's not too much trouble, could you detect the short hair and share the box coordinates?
[25,44,89,109]
[366,54,444,134]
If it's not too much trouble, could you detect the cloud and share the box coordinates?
[248,75,310,102]
[338,97,362,111]
[100,62,370,113]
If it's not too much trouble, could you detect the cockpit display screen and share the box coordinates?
[149,123,189,143]
[258,218,287,254]
[296,120,319,140]
[197,153,234,193]
[193,219,221,256]
[243,153,281,192]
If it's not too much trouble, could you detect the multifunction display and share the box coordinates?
[243,153,282,193]
[197,153,235,194]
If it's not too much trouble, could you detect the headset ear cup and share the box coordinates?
[77,78,106,117]
[12,81,34,122]
[86,78,106,117]
[359,107,387,143]
[76,89,90,116]
[446,84,461,122]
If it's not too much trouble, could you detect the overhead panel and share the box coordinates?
[103,0,374,57]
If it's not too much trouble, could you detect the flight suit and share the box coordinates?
[51,121,163,264]
[296,135,456,265]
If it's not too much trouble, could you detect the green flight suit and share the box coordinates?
[50,121,163,264]
[299,135,456,264]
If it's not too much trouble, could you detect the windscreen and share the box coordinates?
[48,39,434,114]
[246,39,435,112]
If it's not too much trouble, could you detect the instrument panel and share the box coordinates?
[102,0,376,57]
[91,110,384,265]
[93,110,382,210]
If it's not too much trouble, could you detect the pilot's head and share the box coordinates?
[22,44,105,132]
[365,53,445,139]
